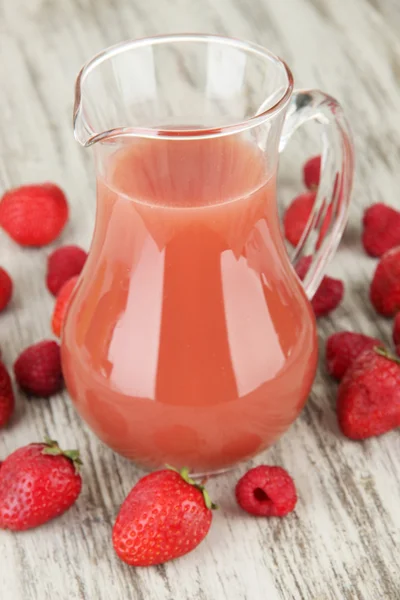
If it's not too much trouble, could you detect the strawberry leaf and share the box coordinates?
[166,464,217,511]
[42,437,82,473]
[374,346,400,365]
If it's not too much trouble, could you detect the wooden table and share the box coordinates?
[1,0,400,598]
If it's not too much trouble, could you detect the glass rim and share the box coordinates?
[74,33,294,145]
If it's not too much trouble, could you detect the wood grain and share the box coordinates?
[1,0,400,598]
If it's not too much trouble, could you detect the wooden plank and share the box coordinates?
[1,0,400,598]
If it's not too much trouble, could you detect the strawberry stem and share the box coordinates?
[374,346,400,365]
[166,465,218,510]
[42,436,83,473]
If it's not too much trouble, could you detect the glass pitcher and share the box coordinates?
[63,34,353,474]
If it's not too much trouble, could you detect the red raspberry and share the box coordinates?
[326,331,383,380]
[303,155,321,190]
[14,340,63,397]
[235,465,297,517]
[294,256,313,280]
[0,362,14,427]
[370,247,400,316]
[284,191,332,249]
[52,276,78,338]
[295,256,344,317]
[393,313,400,356]
[0,183,68,247]
[311,277,344,317]
[337,347,400,440]
[362,203,400,257]
[284,192,315,247]
[0,267,12,312]
[46,245,86,296]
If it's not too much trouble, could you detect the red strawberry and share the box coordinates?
[0,267,12,312]
[52,276,78,338]
[235,465,297,517]
[112,467,215,566]
[295,256,344,317]
[303,155,321,190]
[0,361,14,427]
[362,203,400,257]
[370,247,400,316]
[14,340,63,397]
[284,191,332,249]
[326,331,383,380]
[0,183,68,247]
[0,437,82,530]
[337,347,400,440]
[393,313,400,356]
[46,245,86,296]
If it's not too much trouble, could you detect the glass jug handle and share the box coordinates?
[279,90,354,299]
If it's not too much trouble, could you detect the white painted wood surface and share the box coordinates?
[1,0,400,598]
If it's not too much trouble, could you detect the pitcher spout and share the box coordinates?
[73,64,123,147]
[73,66,92,147]
[73,50,143,148]
[73,38,173,148]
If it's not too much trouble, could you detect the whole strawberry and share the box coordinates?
[370,247,400,316]
[0,361,14,427]
[52,276,78,338]
[235,465,297,517]
[46,245,87,296]
[14,340,63,397]
[394,313,400,356]
[326,331,383,380]
[362,203,400,257]
[295,256,344,317]
[303,155,321,190]
[337,347,400,440]
[0,437,82,530]
[0,183,68,247]
[0,267,13,312]
[112,467,215,566]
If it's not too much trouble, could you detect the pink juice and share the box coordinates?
[62,135,318,473]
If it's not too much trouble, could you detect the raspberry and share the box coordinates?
[362,203,400,257]
[295,256,344,317]
[284,192,316,247]
[370,247,400,316]
[337,347,400,440]
[235,465,297,517]
[303,155,321,190]
[284,192,332,249]
[46,245,86,296]
[0,267,12,312]
[326,331,383,380]
[0,183,68,247]
[393,313,400,356]
[52,276,78,338]
[311,277,344,317]
[14,340,63,397]
[294,256,313,280]
[0,361,14,427]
